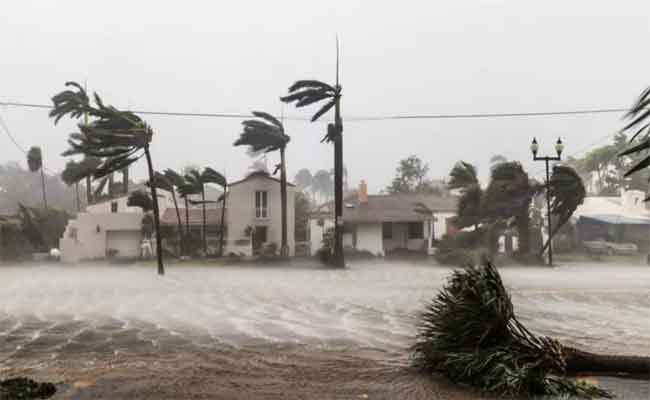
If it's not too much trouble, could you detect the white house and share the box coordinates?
[59,172,296,262]
[309,181,457,256]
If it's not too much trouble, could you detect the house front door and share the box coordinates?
[253,226,267,254]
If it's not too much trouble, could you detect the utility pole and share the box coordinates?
[530,137,564,266]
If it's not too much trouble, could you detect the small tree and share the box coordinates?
[27,146,48,209]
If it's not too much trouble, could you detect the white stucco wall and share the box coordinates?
[356,223,384,256]
[60,212,143,263]
[309,218,334,255]
[86,192,174,214]
[433,212,455,239]
[226,176,295,256]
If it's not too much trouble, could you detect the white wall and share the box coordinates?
[86,192,175,214]
[356,223,384,256]
[309,218,334,255]
[227,176,295,256]
[433,212,455,239]
[60,212,143,262]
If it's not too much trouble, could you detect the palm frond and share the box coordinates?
[147,171,174,193]
[287,80,335,93]
[127,190,153,212]
[235,111,289,155]
[201,167,227,188]
[413,261,612,399]
[163,168,186,188]
[311,99,337,122]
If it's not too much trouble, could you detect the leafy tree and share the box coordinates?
[448,161,482,230]
[619,87,650,200]
[27,146,48,209]
[17,203,70,251]
[50,81,165,275]
[294,168,313,193]
[294,190,312,242]
[386,155,436,194]
[281,43,345,267]
[234,111,291,256]
[448,161,478,190]
[127,190,153,212]
[312,169,333,202]
[489,154,507,165]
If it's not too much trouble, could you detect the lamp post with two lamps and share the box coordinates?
[531,137,564,266]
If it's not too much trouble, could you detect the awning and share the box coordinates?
[579,214,650,225]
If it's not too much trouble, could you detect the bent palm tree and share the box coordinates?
[620,87,650,200]
[79,156,102,205]
[61,160,84,211]
[201,167,227,257]
[537,165,586,256]
[149,171,184,257]
[184,169,208,254]
[234,111,291,256]
[27,146,48,209]
[448,161,482,230]
[413,261,647,398]
[177,179,200,253]
[164,169,189,255]
[281,42,344,267]
[50,81,165,275]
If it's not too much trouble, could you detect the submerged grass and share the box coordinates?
[412,262,613,399]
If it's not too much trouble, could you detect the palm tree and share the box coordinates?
[448,161,482,231]
[164,169,189,254]
[149,171,184,256]
[182,168,226,255]
[234,111,291,256]
[61,160,83,211]
[312,169,333,203]
[537,165,586,256]
[27,146,48,209]
[50,81,165,275]
[127,189,153,212]
[281,40,345,267]
[620,87,650,200]
[201,167,227,257]
[489,154,508,165]
[294,168,313,194]
[177,178,200,253]
[79,156,102,205]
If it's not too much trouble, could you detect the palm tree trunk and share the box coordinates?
[219,184,227,257]
[202,187,207,255]
[280,148,289,257]
[75,182,80,212]
[171,191,183,257]
[563,346,649,375]
[40,168,48,209]
[85,176,92,206]
[184,197,190,240]
[517,205,530,255]
[122,167,129,195]
[332,101,345,268]
[144,146,164,275]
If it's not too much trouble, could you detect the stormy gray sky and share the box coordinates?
[1,1,649,192]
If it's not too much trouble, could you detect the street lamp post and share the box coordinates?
[531,137,564,266]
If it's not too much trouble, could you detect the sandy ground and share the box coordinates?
[2,346,647,400]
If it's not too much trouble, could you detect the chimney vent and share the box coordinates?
[358,180,368,204]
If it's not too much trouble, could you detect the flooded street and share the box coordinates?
[1,261,648,398]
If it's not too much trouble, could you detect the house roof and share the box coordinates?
[579,214,650,226]
[313,193,457,223]
[229,171,296,188]
[160,208,225,226]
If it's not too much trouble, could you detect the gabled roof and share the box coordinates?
[229,171,296,188]
[312,193,457,223]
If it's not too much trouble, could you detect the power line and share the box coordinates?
[0,111,27,154]
[0,100,631,121]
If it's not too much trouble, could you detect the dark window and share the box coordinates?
[408,222,423,239]
[111,201,118,213]
[382,222,392,239]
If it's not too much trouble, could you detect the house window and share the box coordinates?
[382,222,392,239]
[408,222,424,239]
[111,201,118,213]
[255,191,268,218]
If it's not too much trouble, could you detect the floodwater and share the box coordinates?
[0,261,648,399]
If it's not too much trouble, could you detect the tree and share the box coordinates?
[448,161,482,230]
[27,146,48,209]
[619,87,650,201]
[127,190,153,212]
[182,168,225,255]
[281,41,345,267]
[148,171,184,256]
[79,157,102,205]
[312,169,333,203]
[177,176,200,252]
[201,167,227,257]
[294,168,313,193]
[294,190,311,242]
[61,160,83,211]
[50,81,165,275]
[386,155,436,194]
[164,169,189,255]
[234,111,291,256]
[489,154,507,165]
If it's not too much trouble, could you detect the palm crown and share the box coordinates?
[620,87,650,200]
[50,82,153,179]
[281,80,342,143]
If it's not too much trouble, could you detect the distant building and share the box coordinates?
[309,181,457,256]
